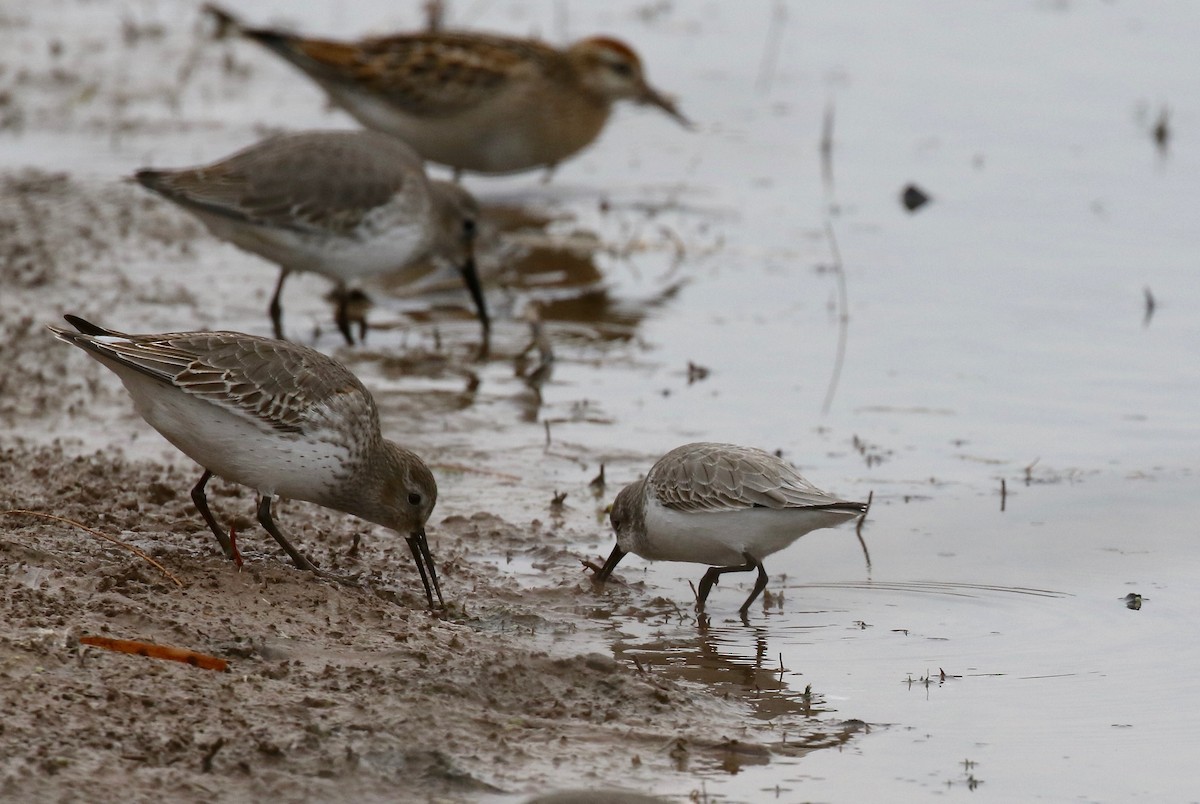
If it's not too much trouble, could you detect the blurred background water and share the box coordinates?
[5,0,1199,799]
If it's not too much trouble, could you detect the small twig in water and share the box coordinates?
[658,225,688,272]
[821,220,850,415]
[855,491,873,571]
[1000,478,1007,512]
[820,99,836,199]
[755,1,787,93]
[589,464,606,495]
[667,598,687,623]
[518,303,555,388]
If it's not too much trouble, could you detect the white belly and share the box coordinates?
[636,496,856,567]
[196,207,432,282]
[108,360,349,503]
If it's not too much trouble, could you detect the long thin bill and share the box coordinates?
[595,544,627,581]
[407,530,445,608]
[457,254,491,358]
[640,85,693,129]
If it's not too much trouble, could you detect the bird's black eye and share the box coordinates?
[408,492,422,506]
[609,61,634,77]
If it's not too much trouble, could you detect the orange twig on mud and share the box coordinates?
[80,635,229,672]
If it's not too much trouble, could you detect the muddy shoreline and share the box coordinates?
[0,8,847,800]
[0,443,745,800]
[0,442,855,801]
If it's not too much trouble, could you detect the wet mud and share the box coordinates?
[0,5,851,801]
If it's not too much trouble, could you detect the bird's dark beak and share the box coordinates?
[639,84,693,129]
[594,544,627,582]
[406,529,444,608]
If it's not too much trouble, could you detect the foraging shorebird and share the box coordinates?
[596,443,867,616]
[135,129,489,351]
[50,315,444,607]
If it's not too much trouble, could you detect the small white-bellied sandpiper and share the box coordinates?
[49,315,444,607]
[205,5,690,177]
[135,129,489,351]
[595,442,867,617]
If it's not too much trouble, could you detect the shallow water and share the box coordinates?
[453,2,1200,800]
[7,0,1200,801]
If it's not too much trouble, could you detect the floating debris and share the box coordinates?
[1153,106,1170,153]
[900,183,931,212]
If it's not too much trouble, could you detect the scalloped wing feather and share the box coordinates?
[72,331,374,435]
[292,33,566,117]
[140,132,421,235]
[650,443,853,513]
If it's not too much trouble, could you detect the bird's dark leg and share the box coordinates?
[191,469,233,559]
[594,544,627,582]
[695,552,768,615]
[406,531,444,608]
[458,250,490,360]
[268,269,291,340]
[332,287,372,345]
[256,495,320,572]
[332,283,356,346]
[256,497,360,583]
[739,554,770,616]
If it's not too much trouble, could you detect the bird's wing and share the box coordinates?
[651,443,862,513]
[268,32,564,117]
[52,319,374,434]
[135,132,420,235]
